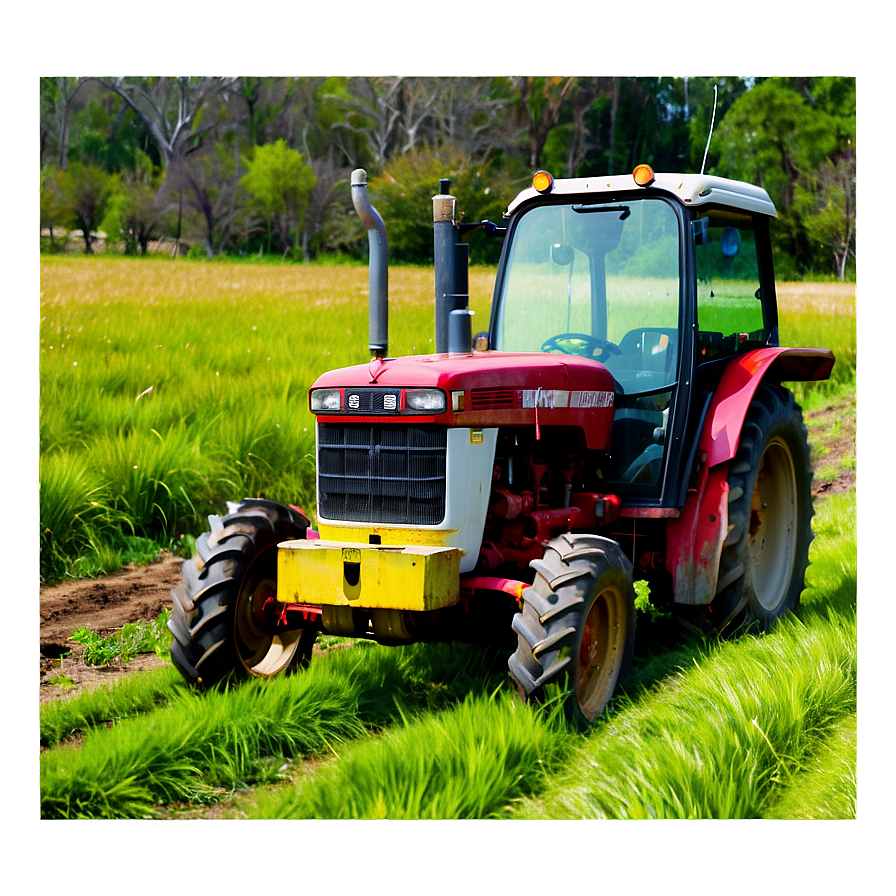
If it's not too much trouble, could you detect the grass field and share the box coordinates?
[37,256,860,834]
[39,490,857,821]
[39,256,856,584]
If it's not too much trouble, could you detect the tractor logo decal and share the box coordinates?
[519,389,613,409]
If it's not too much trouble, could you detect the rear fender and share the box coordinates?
[666,347,833,605]
[698,347,834,467]
[666,463,729,605]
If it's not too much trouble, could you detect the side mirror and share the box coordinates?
[721,226,740,257]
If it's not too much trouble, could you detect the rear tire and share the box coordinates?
[710,384,814,633]
[168,499,317,688]
[508,534,635,728]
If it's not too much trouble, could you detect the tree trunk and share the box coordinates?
[608,78,618,175]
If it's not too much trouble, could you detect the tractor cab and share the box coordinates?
[489,166,780,509]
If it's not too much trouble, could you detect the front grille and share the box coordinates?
[317,423,447,525]
[470,388,516,410]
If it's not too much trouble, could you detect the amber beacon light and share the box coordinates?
[532,170,554,193]
[632,164,655,186]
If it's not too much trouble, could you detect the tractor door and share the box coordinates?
[492,194,693,504]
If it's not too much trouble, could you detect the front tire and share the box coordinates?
[711,385,814,632]
[168,499,318,687]
[508,534,635,728]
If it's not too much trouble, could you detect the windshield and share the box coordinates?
[494,197,682,395]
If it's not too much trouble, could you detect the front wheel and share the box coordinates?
[168,499,318,687]
[508,534,635,728]
[711,385,814,632]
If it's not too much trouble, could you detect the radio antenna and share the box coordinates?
[700,84,719,175]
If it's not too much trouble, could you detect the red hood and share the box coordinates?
[312,350,616,394]
[310,351,616,451]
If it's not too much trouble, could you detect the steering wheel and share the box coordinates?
[541,332,622,362]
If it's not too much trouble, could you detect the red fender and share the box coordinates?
[665,462,729,606]
[698,347,834,467]
[666,347,833,605]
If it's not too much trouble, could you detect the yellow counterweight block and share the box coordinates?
[277,539,461,611]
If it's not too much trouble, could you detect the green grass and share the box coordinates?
[511,490,857,819]
[40,664,188,749]
[39,640,506,818]
[40,259,852,583]
[249,690,570,819]
[40,491,857,820]
[763,712,857,819]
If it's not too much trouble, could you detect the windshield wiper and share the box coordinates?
[571,204,630,219]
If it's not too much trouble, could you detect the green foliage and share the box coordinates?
[715,77,855,278]
[369,146,527,264]
[39,451,126,583]
[633,580,670,623]
[763,711,856,819]
[240,140,317,255]
[70,608,173,666]
[57,161,115,253]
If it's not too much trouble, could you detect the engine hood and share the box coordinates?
[310,350,617,451]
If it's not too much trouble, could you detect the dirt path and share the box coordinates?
[39,553,183,703]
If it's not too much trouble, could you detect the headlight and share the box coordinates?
[405,389,447,412]
[310,388,341,412]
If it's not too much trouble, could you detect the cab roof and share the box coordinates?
[506,171,777,218]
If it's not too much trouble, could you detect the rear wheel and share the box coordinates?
[169,499,318,687]
[710,385,814,633]
[508,534,635,728]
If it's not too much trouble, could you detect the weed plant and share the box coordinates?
[70,608,173,666]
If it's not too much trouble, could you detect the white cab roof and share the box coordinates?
[507,172,777,217]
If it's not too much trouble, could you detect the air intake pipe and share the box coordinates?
[351,169,388,358]
[433,178,470,353]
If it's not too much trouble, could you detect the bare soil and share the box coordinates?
[39,394,856,707]
[39,553,182,704]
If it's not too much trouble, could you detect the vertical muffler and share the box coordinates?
[433,178,471,354]
[351,169,388,358]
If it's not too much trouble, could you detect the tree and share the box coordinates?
[57,162,114,253]
[514,76,575,169]
[40,166,65,251]
[240,139,317,257]
[40,77,88,171]
[715,78,844,274]
[797,150,856,280]
[369,145,523,265]
[100,150,165,254]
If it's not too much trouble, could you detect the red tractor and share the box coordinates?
[169,162,834,727]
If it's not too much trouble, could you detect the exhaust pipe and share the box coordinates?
[433,178,470,354]
[351,169,388,358]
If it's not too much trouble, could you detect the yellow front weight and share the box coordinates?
[277,540,461,612]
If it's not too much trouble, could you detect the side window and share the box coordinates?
[694,211,767,362]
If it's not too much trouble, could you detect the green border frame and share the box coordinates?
[0,0,896,894]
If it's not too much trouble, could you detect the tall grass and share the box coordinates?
[39,640,506,818]
[40,664,187,749]
[39,258,853,582]
[250,691,569,819]
[511,490,857,819]
[511,615,855,819]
